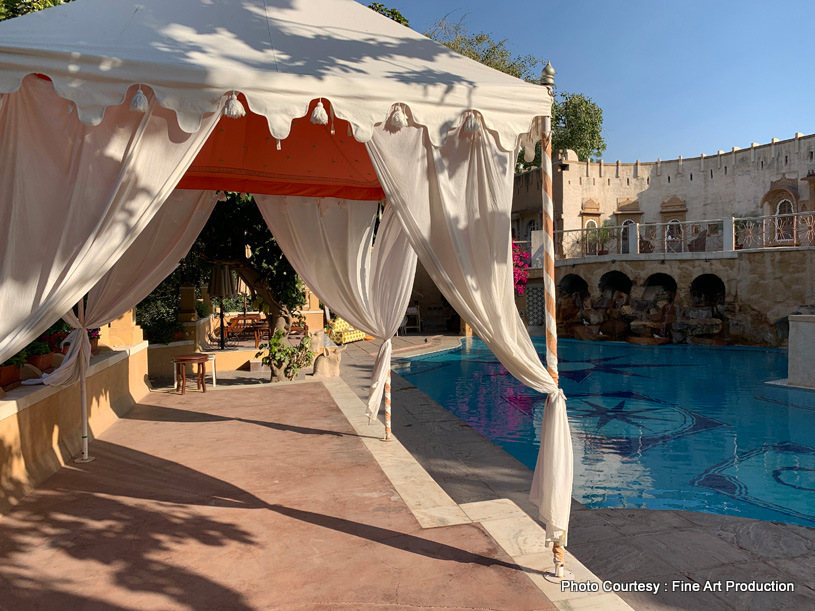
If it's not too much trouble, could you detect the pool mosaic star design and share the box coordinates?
[403,338,815,527]
[568,394,727,457]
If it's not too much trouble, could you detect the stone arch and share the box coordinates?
[690,274,726,306]
[598,270,632,295]
[559,274,589,299]
[644,273,677,302]
[556,274,591,328]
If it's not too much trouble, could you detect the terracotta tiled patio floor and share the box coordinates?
[0,382,555,610]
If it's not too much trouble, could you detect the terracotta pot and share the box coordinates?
[90,338,99,355]
[25,353,53,371]
[0,364,20,387]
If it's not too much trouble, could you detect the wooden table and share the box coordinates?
[172,353,209,394]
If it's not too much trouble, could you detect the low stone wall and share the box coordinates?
[0,342,150,515]
[788,315,815,388]
[537,248,815,347]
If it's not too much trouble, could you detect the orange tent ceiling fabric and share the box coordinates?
[178,98,384,200]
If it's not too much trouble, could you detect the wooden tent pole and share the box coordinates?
[542,101,566,577]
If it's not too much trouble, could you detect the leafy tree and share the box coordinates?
[426,15,541,81]
[1,0,70,21]
[367,2,409,27]
[518,92,607,170]
[196,192,305,316]
[425,15,606,166]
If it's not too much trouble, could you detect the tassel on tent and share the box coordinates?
[390,105,408,129]
[130,86,149,113]
[329,105,336,135]
[347,124,353,137]
[224,92,246,119]
[311,99,329,125]
[276,139,282,151]
[464,111,480,134]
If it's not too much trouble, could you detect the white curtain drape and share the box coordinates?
[0,76,222,365]
[366,122,573,546]
[254,195,418,418]
[43,189,218,387]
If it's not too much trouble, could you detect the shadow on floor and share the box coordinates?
[0,431,538,608]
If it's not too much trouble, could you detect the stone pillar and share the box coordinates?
[628,222,640,254]
[460,319,473,337]
[201,287,213,314]
[788,316,815,389]
[178,284,198,323]
[723,217,735,251]
[530,229,544,268]
[106,309,144,347]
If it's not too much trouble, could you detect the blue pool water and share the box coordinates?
[400,338,815,527]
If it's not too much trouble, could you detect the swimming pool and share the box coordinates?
[400,338,815,527]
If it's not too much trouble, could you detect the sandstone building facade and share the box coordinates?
[512,133,815,347]
[513,132,815,239]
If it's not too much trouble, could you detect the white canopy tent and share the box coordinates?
[0,0,573,564]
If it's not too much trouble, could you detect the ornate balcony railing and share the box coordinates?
[637,219,724,255]
[537,211,815,264]
[734,211,815,249]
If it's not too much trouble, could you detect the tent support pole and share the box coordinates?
[542,114,568,579]
[383,368,393,441]
[74,300,94,464]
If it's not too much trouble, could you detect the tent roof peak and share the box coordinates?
[0,0,551,149]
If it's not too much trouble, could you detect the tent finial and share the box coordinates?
[224,91,246,119]
[130,86,149,113]
[311,99,329,125]
[390,104,408,130]
[463,111,480,134]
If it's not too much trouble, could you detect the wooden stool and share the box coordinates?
[172,354,209,394]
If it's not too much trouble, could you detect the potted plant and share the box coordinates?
[25,341,53,371]
[1,350,27,388]
[596,220,618,255]
[87,328,101,354]
[256,330,314,382]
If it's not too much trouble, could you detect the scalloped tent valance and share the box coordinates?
[0,0,550,152]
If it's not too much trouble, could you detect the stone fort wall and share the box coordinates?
[513,133,815,235]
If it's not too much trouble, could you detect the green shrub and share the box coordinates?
[26,341,51,356]
[195,300,212,318]
[1,350,27,368]
[212,296,245,313]
[256,330,313,382]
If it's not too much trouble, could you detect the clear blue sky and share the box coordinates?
[357,0,815,163]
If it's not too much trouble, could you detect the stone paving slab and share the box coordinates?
[0,381,555,610]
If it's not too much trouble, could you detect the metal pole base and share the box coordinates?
[543,566,575,583]
[73,455,96,464]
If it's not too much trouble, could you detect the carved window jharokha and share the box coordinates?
[775,199,794,242]
[584,218,598,255]
[621,219,635,254]
[527,218,540,240]
[665,219,684,253]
